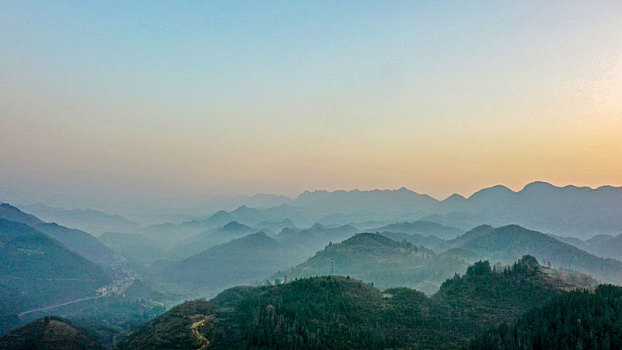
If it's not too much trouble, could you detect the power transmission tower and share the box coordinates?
[330,258,334,276]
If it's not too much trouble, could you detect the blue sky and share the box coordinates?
[1,1,621,211]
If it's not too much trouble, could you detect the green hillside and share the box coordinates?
[120,256,583,349]
[470,284,622,350]
[0,219,110,331]
[0,315,103,350]
[277,232,473,295]
[0,203,121,268]
[461,224,622,283]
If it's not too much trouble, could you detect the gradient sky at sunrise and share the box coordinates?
[1,1,621,211]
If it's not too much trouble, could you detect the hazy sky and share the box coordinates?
[1,1,621,211]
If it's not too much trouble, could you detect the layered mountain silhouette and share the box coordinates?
[371,220,462,239]
[173,221,258,258]
[165,231,300,290]
[0,204,121,268]
[22,203,139,236]
[145,182,622,240]
[456,224,622,284]
[98,232,165,264]
[427,182,622,238]
[0,219,109,333]
[554,233,622,261]
[275,223,359,258]
[277,232,474,294]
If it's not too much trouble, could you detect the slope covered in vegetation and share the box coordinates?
[120,256,586,349]
[0,316,103,350]
[469,284,622,350]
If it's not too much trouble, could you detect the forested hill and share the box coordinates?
[276,232,471,295]
[0,316,103,350]
[469,284,622,350]
[0,203,121,268]
[118,256,590,349]
[459,224,622,284]
[0,219,110,333]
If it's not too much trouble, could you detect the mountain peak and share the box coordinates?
[521,181,557,192]
[230,231,276,247]
[442,193,467,203]
[0,316,103,349]
[341,232,397,247]
[468,184,514,200]
[310,223,326,230]
[222,221,251,231]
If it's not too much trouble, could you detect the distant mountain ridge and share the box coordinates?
[457,224,622,284]
[0,219,110,333]
[0,203,121,268]
[372,220,462,239]
[277,232,473,294]
[189,182,622,239]
[22,203,139,236]
[164,231,301,292]
[173,220,259,258]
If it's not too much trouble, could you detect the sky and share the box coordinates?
[1,1,621,213]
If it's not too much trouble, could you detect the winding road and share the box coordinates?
[190,316,212,350]
[18,296,102,317]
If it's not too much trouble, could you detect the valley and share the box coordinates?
[2,184,622,348]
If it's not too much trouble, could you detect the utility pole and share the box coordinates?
[330,258,334,276]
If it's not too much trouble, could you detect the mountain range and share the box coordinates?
[0,203,122,269]
[162,182,622,240]
[0,219,110,334]
[458,224,622,284]
[118,256,593,349]
[161,231,301,293]
[21,203,139,236]
[28,181,622,243]
[276,232,475,294]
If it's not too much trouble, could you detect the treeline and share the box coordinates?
[208,257,569,349]
[469,284,622,350]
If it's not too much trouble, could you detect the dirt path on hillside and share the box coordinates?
[190,316,212,350]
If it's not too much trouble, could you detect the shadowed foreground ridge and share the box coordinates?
[470,284,622,350]
[0,315,103,350]
[118,256,589,349]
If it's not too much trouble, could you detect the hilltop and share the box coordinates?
[120,256,589,349]
[173,221,258,258]
[458,224,622,283]
[371,220,462,239]
[0,316,103,349]
[277,232,472,294]
[470,284,622,349]
[163,231,300,292]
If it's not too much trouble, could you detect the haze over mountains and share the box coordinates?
[0,219,109,325]
[2,181,622,348]
[4,0,621,347]
[117,257,598,350]
[21,181,622,240]
[0,204,122,269]
[21,203,140,237]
